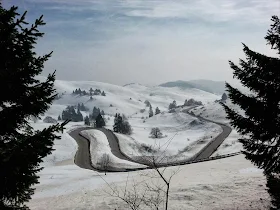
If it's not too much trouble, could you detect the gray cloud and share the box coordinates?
[7,0,280,85]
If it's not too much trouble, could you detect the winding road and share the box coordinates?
[69,107,233,172]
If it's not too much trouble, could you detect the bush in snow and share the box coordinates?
[139,143,157,154]
[43,116,57,124]
[98,154,110,175]
[144,100,151,107]
[184,98,203,106]
[168,100,177,110]
[150,127,163,139]
[168,108,176,113]
[155,107,161,115]
[140,109,145,113]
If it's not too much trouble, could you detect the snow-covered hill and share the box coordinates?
[27,78,269,210]
[39,76,219,119]
[159,79,226,94]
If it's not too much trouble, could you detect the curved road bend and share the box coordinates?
[186,109,232,161]
[69,127,149,172]
[91,128,151,166]
[70,107,232,170]
[69,127,98,171]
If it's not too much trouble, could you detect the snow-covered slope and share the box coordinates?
[38,76,219,119]
[27,78,267,210]
[28,155,269,210]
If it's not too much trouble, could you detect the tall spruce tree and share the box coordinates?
[149,105,154,118]
[96,113,105,128]
[155,107,161,115]
[0,4,67,209]
[221,16,280,209]
[84,116,90,126]
[113,113,122,133]
[221,15,280,174]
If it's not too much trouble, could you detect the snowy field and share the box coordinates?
[26,78,264,209]
[107,112,222,162]
[28,155,270,210]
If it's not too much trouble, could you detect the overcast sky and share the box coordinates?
[4,0,280,85]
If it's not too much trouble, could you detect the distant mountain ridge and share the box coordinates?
[159,80,226,95]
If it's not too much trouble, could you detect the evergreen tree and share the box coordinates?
[155,107,161,115]
[101,110,105,115]
[149,105,153,118]
[266,174,280,210]
[84,116,90,126]
[168,100,177,110]
[0,5,67,209]
[221,15,280,175]
[77,103,81,111]
[96,113,105,128]
[221,93,228,101]
[89,87,93,95]
[90,107,100,120]
[77,109,83,122]
[221,16,280,209]
[58,115,61,121]
[113,114,122,133]
[101,91,106,96]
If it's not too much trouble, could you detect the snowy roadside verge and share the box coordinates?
[80,129,146,169]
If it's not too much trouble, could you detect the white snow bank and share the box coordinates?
[80,129,145,169]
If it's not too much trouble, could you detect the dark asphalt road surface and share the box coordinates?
[69,127,96,170]
[191,115,232,160]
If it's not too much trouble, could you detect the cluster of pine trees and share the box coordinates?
[148,105,161,118]
[184,98,202,106]
[168,100,177,110]
[84,106,106,127]
[90,106,105,120]
[60,106,83,122]
[72,88,106,96]
[77,103,88,111]
[89,88,106,96]
[113,114,132,135]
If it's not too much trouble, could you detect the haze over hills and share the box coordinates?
[159,80,226,95]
